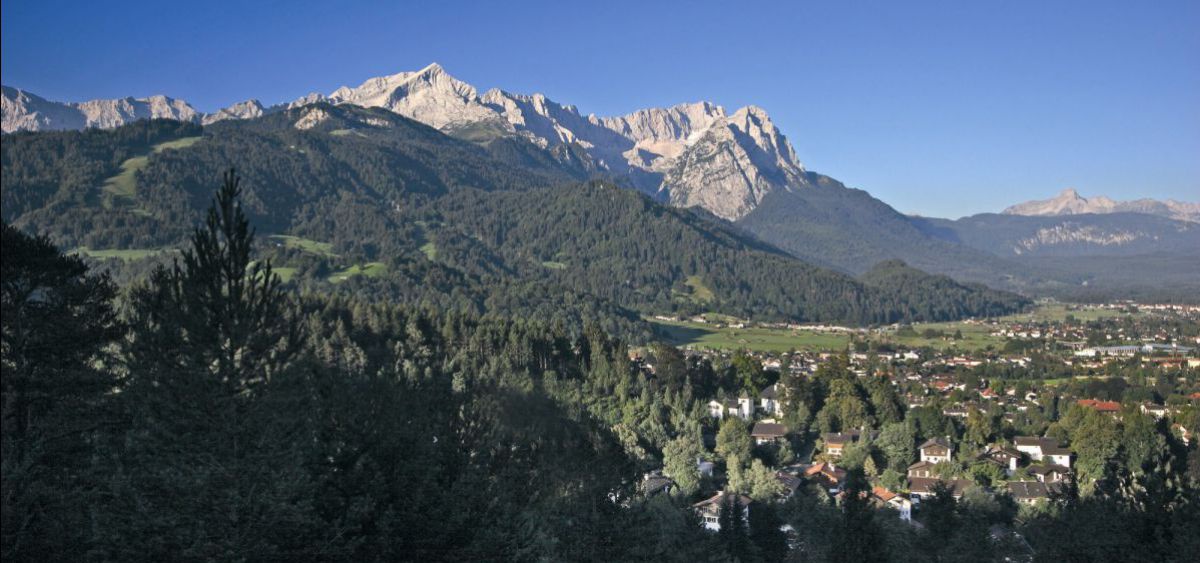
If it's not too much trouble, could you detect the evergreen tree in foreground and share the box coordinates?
[95,170,323,559]
[1,223,121,560]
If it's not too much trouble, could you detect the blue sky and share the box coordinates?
[3,0,1197,217]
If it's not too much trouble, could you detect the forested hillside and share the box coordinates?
[1,109,1028,335]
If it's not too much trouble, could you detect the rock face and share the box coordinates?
[202,99,270,125]
[1004,188,1200,223]
[662,106,808,220]
[2,86,199,132]
[2,63,811,220]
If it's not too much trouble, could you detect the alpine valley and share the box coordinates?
[3,63,1196,326]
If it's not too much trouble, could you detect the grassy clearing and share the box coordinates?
[684,275,715,303]
[328,262,387,283]
[102,136,202,205]
[420,242,438,261]
[272,267,298,283]
[268,235,336,257]
[72,247,170,260]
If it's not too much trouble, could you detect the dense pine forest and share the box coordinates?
[1,110,1028,342]
[3,173,1198,561]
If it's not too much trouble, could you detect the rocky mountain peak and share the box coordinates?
[203,99,269,125]
[318,62,500,131]
[659,104,808,221]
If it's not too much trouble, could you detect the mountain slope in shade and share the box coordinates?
[735,172,1032,288]
[914,212,1200,257]
[1003,188,1200,223]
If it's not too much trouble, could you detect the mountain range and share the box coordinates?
[1002,188,1199,223]
[3,63,1196,301]
[3,63,810,222]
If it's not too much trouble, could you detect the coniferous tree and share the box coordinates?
[95,170,322,560]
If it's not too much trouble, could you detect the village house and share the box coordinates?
[871,486,913,521]
[1007,481,1061,504]
[976,445,1021,475]
[822,431,861,459]
[908,477,972,501]
[1077,399,1122,416]
[758,383,784,416]
[804,462,848,495]
[1028,464,1070,484]
[774,471,803,499]
[640,470,675,497]
[1014,437,1073,468]
[907,460,937,479]
[918,437,954,464]
[942,407,969,418]
[751,422,788,446]
[692,491,751,532]
[1140,403,1168,419]
[707,397,755,420]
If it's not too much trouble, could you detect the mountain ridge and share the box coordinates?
[2,63,806,221]
[1003,188,1199,223]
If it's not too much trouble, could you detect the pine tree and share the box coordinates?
[95,170,323,559]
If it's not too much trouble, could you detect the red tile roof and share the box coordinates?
[1078,399,1121,412]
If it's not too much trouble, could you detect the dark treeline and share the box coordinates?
[4,174,1199,561]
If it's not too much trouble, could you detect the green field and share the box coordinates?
[328,262,387,283]
[652,319,852,352]
[996,303,1129,323]
[72,247,171,260]
[268,235,337,257]
[102,136,202,205]
[883,321,1003,352]
[649,302,1145,353]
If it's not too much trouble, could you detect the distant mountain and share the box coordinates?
[2,86,200,133]
[909,210,1200,303]
[1003,188,1199,223]
[914,212,1200,258]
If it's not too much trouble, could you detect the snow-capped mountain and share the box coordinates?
[1004,188,1199,223]
[2,85,199,133]
[2,63,809,220]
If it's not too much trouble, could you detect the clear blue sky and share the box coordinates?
[3,0,1197,218]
